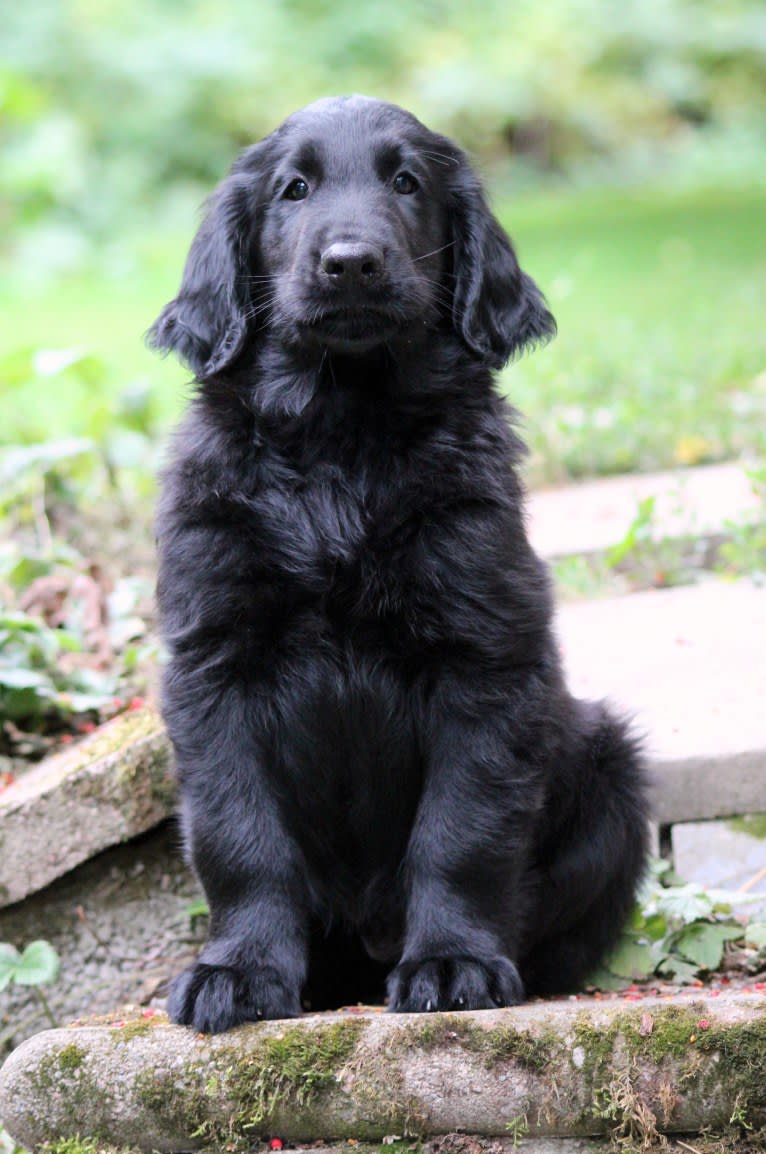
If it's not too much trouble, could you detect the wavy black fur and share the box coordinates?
[149,96,649,1033]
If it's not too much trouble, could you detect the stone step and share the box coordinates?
[528,461,761,560]
[558,578,766,825]
[1,994,764,1151]
[0,708,173,909]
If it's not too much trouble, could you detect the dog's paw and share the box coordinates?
[168,962,302,1033]
[387,954,524,1013]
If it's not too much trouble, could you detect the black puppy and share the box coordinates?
[150,96,648,1034]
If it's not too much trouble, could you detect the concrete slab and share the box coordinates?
[0,708,174,908]
[528,461,761,560]
[557,578,766,824]
[673,819,766,907]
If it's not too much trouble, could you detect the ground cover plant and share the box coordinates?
[0,429,157,776]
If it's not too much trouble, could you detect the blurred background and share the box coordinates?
[3,0,766,474]
[0,0,765,753]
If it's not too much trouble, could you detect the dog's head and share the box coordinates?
[149,96,555,377]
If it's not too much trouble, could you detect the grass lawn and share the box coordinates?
[2,180,764,485]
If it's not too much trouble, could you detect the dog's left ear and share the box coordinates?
[449,167,556,368]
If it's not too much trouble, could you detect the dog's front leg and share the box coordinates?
[165,697,310,1032]
[387,692,544,1013]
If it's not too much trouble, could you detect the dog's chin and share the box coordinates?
[298,307,404,355]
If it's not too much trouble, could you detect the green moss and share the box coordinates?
[30,1044,115,1140]
[694,1012,766,1130]
[133,1064,211,1140]
[726,813,766,839]
[110,1017,154,1042]
[572,1013,619,1084]
[624,1004,702,1063]
[224,1017,365,1127]
[39,1139,100,1154]
[133,1017,367,1150]
[389,1013,553,1071]
[40,1141,142,1154]
[56,1043,87,1072]
[476,1023,554,1071]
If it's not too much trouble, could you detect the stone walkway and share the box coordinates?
[559,578,766,825]
[527,460,761,559]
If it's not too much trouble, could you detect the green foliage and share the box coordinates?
[593,859,766,990]
[505,184,766,484]
[0,346,163,467]
[0,405,157,747]
[0,940,59,992]
[746,923,766,948]
[0,941,61,1031]
[3,0,766,269]
[3,183,766,487]
[0,611,114,725]
[505,1113,529,1147]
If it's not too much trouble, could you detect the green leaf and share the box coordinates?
[642,913,668,941]
[0,944,21,992]
[587,965,631,992]
[186,900,210,922]
[13,940,60,986]
[605,937,656,980]
[0,667,53,691]
[652,883,715,923]
[657,955,700,983]
[673,922,743,970]
[745,923,766,949]
[0,684,54,721]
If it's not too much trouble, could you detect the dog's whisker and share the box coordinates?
[412,241,456,263]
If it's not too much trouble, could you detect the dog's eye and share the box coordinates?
[393,171,419,195]
[284,178,310,201]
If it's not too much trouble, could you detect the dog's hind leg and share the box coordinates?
[520,702,650,995]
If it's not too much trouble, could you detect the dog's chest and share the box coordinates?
[258,452,421,597]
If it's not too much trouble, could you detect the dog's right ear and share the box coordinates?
[147,148,263,379]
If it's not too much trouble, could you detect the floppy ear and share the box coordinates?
[450,168,556,368]
[147,154,260,379]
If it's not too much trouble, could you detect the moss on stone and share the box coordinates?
[475,1022,554,1071]
[571,1013,619,1084]
[624,1004,702,1063]
[56,1043,87,1072]
[132,1017,368,1150]
[693,1010,766,1130]
[39,1139,101,1154]
[388,1013,553,1072]
[110,1018,154,1043]
[223,1017,365,1128]
[133,1061,211,1136]
[40,1141,143,1154]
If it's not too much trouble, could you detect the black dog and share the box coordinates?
[149,96,648,1034]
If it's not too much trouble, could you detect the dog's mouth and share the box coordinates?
[300,305,403,352]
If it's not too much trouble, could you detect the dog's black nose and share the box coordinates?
[320,242,384,285]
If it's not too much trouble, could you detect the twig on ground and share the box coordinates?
[738,864,766,894]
